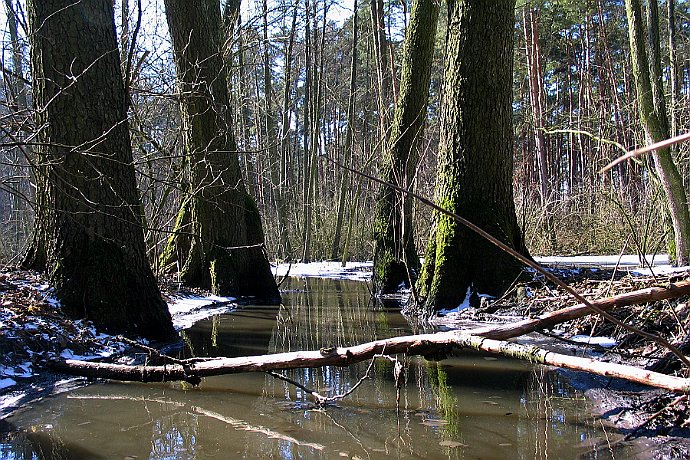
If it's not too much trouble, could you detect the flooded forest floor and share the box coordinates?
[1,261,690,457]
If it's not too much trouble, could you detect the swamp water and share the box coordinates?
[1,277,637,459]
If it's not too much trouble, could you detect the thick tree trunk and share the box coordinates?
[163,0,280,302]
[415,0,527,312]
[625,0,690,265]
[25,0,175,340]
[373,0,439,293]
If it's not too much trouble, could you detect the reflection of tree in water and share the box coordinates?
[149,408,200,459]
[516,367,605,460]
[267,277,398,402]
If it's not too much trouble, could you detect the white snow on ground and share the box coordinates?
[568,335,618,348]
[536,253,690,276]
[535,254,670,267]
[0,364,33,378]
[0,378,15,390]
[272,261,373,282]
[168,295,236,330]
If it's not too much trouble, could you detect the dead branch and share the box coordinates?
[50,331,690,393]
[325,155,690,368]
[466,280,690,340]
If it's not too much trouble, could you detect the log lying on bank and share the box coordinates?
[466,279,690,340]
[50,331,690,393]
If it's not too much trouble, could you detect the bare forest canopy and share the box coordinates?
[0,0,689,267]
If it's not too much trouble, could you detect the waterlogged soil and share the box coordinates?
[0,276,643,459]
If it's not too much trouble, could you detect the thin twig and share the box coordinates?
[266,355,379,406]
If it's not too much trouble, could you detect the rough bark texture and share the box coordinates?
[163,0,280,303]
[625,0,690,265]
[25,0,176,340]
[415,0,527,312]
[373,0,439,294]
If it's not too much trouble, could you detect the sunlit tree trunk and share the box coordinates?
[24,0,175,339]
[667,0,679,138]
[331,0,359,260]
[415,0,527,313]
[625,0,690,265]
[162,0,280,302]
[373,0,439,293]
[523,5,556,252]
[262,0,293,260]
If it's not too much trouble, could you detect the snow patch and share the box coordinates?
[168,295,236,330]
[0,378,16,390]
[568,335,617,348]
[535,254,690,277]
[535,254,669,269]
[272,261,372,282]
[0,363,33,378]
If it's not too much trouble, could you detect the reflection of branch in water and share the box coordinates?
[191,406,325,450]
[67,394,324,451]
[317,408,371,460]
[265,355,378,406]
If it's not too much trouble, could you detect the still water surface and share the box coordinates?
[1,277,636,459]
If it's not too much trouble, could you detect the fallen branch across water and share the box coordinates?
[50,330,690,393]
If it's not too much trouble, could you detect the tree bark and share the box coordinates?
[625,0,690,265]
[162,0,280,302]
[24,0,176,340]
[373,0,438,294]
[415,0,528,312]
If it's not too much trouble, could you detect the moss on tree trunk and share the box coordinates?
[414,0,527,313]
[164,0,280,303]
[373,0,439,294]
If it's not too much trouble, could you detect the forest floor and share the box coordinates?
[0,258,689,457]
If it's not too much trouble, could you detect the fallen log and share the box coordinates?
[50,331,690,393]
[465,279,690,340]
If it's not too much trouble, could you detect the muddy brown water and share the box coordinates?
[1,277,638,459]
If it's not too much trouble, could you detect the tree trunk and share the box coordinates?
[262,0,293,260]
[523,5,556,252]
[625,0,690,265]
[668,0,679,138]
[415,0,527,313]
[373,0,439,293]
[163,0,280,302]
[24,0,175,340]
[331,0,359,260]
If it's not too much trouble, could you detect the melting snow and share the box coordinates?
[0,363,33,378]
[0,378,15,390]
[535,254,690,277]
[168,295,236,330]
[568,335,617,348]
[272,261,372,282]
